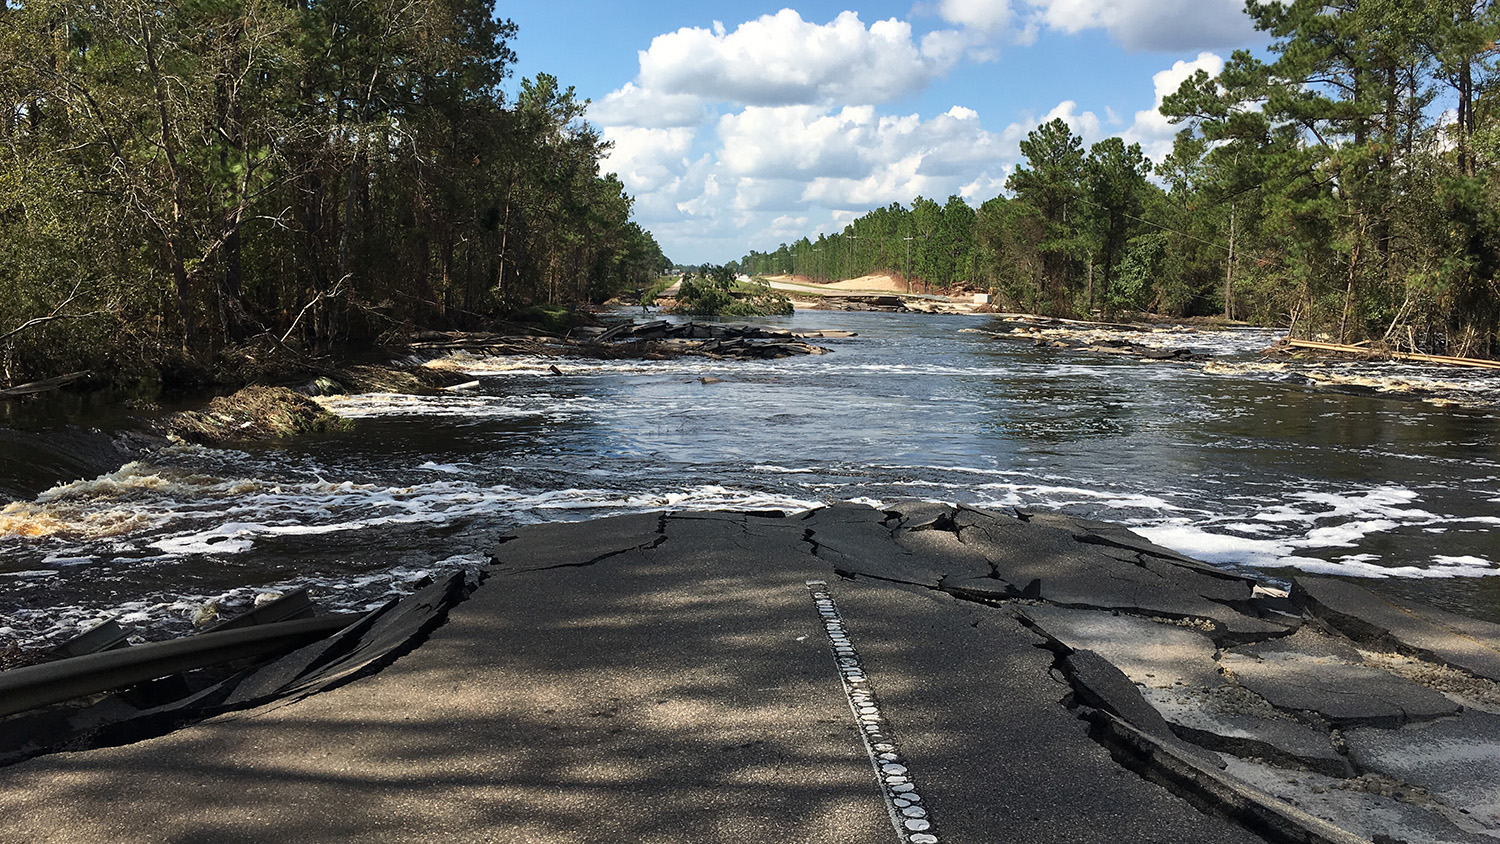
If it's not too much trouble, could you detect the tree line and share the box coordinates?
[737,1,1500,358]
[1,0,668,385]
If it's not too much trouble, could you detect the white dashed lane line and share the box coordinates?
[807,580,939,844]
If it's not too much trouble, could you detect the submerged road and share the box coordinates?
[0,507,1275,844]
[12,503,1500,843]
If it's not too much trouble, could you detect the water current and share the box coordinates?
[3,310,1500,651]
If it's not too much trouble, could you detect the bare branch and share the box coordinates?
[0,283,106,345]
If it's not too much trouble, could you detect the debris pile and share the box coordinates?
[577,320,832,360]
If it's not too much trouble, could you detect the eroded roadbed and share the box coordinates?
[2,504,1497,843]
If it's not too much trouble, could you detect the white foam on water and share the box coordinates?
[1433,555,1497,569]
[1251,487,1435,525]
[39,554,94,566]
[1135,524,1315,568]
[1139,507,1500,579]
[78,479,823,559]
[516,484,822,514]
[1304,519,1406,547]
[435,353,785,379]
[315,392,557,421]
[418,461,473,474]
[1216,522,1281,535]
[1129,480,1473,577]
[0,557,492,652]
[973,481,1186,513]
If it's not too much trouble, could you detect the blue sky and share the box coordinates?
[498,1,1268,265]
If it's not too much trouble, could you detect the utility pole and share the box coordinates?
[847,235,859,281]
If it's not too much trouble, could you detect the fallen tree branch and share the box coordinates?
[0,370,93,398]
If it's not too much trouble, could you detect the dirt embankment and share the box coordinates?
[762,273,909,292]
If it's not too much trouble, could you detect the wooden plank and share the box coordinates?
[1285,339,1500,371]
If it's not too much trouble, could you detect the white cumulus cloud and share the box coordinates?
[636,10,961,108]
[715,103,1023,211]
[1022,0,1257,52]
[936,0,1014,33]
[599,126,697,194]
[590,83,710,129]
[585,6,1255,262]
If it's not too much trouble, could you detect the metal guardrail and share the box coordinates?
[0,614,357,718]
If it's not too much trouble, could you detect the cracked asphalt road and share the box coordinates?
[0,507,1291,843]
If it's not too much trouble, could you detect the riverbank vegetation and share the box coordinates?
[669,265,793,317]
[0,0,668,389]
[736,1,1500,359]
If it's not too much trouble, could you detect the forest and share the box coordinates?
[736,1,1500,359]
[0,0,668,386]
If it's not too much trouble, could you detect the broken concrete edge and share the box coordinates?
[1016,611,1229,769]
[265,571,475,706]
[44,602,397,759]
[0,571,478,768]
[0,614,360,719]
[1292,576,1500,685]
[218,571,471,713]
[1169,721,1353,780]
[1091,712,1373,844]
[1291,578,1402,647]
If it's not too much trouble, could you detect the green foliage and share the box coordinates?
[671,266,792,317]
[512,304,581,334]
[0,0,667,385]
[1110,233,1166,313]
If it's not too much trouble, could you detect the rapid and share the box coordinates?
[3,310,1500,652]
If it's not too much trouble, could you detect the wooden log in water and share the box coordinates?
[1285,339,1500,371]
[0,370,92,398]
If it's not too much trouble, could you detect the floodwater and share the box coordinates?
[3,310,1500,650]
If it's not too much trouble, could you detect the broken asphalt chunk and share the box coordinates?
[1018,606,1222,689]
[1345,710,1500,834]
[1219,650,1461,728]
[1149,691,1351,778]
[1292,576,1500,683]
[1061,649,1226,771]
